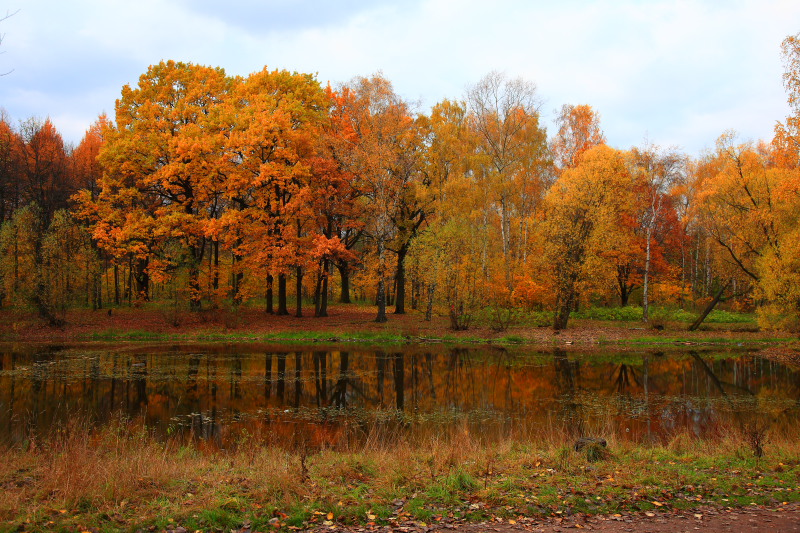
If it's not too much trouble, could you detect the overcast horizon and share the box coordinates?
[0,0,797,156]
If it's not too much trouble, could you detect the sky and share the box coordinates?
[0,0,798,157]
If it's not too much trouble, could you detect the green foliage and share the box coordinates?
[573,305,755,324]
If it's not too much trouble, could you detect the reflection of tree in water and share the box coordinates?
[313,351,327,407]
[190,355,219,443]
[554,349,584,438]
[128,354,148,411]
[331,352,349,409]
[612,363,641,394]
[230,354,242,400]
[277,353,286,402]
[187,354,200,395]
[330,352,368,409]
[444,348,475,411]
[294,352,302,409]
[4,346,798,449]
[689,351,760,439]
[424,352,436,401]
[393,352,404,411]
[264,353,272,398]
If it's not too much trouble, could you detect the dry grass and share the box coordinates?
[2,416,800,531]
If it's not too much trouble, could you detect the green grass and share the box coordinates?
[572,305,756,324]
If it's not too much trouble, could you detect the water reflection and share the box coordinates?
[0,344,797,447]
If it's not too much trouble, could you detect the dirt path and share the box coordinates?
[304,506,800,533]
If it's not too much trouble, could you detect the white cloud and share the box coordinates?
[0,0,796,156]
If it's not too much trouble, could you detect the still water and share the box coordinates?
[0,343,797,446]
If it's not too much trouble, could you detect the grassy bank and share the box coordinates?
[2,420,799,533]
[0,303,794,349]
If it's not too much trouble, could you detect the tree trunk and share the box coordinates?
[114,263,120,305]
[394,246,408,314]
[642,228,652,322]
[232,251,243,306]
[425,282,436,321]
[212,240,219,291]
[188,263,201,311]
[295,266,303,317]
[376,277,387,323]
[337,262,352,303]
[133,257,149,302]
[617,265,631,306]
[553,287,574,331]
[688,280,730,331]
[277,274,289,315]
[315,260,329,318]
[265,274,274,314]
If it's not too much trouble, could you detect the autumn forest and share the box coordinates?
[2,34,800,332]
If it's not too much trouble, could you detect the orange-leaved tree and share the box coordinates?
[94,60,231,309]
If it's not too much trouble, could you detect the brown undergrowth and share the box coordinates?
[2,416,800,532]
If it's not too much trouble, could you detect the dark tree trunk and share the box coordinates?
[553,287,575,331]
[315,260,329,317]
[394,246,408,314]
[232,251,244,306]
[94,267,102,310]
[212,240,219,291]
[277,274,289,315]
[337,261,352,303]
[133,257,149,302]
[425,282,436,321]
[617,264,632,307]
[295,266,303,318]
[620,284,630,307]
[265,274,274,314]
[375,278,387,323]
[114,263,120,305]
[689,280,730,331]
[188,260,202,311]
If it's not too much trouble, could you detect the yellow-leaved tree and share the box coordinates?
[543,144,636,330]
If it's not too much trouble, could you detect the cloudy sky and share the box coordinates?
[0,0,797,156]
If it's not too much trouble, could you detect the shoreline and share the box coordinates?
[0,305,795,350]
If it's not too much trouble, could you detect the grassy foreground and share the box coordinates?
[2,421,799,533]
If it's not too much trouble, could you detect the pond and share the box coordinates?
[0,343,797,447]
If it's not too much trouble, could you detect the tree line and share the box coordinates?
[1,34,799,330]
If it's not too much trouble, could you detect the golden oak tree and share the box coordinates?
[221,68,335,314]
[543,144,636,329]
[96,60,231,308]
